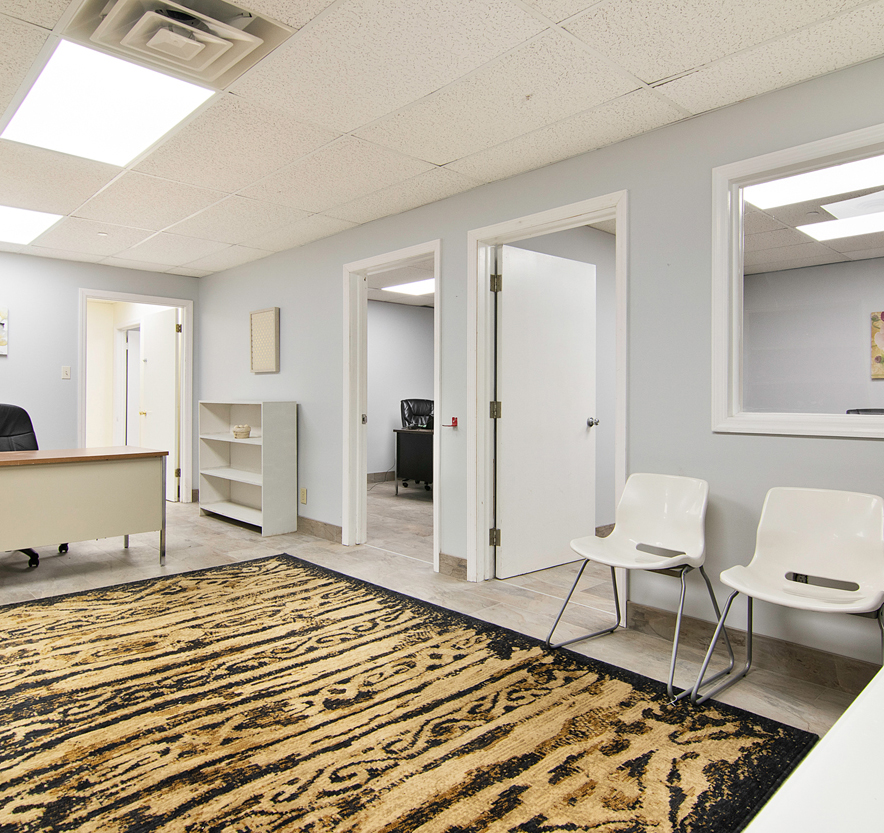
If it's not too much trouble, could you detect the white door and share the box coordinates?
[495,246,597,578]
[141,308,180,501]
[125,328,141,446]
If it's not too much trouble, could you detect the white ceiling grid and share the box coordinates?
[0,0,882,275]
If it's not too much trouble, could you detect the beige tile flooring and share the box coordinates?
[0,494,856,738]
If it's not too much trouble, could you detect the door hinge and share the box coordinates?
[490,401,502,419]
[361,414,368,424]
[489,528,501,547]
[175,323,182,333]
[490,273,502,292]
[174,468,181,478]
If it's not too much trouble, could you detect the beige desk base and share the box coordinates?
[0,447,168,564]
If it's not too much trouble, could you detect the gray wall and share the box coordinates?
[367,300,434,475]
[0,254,199,461]
[199,54,884,662]
[744,258,884,413]
[511,227,617,526]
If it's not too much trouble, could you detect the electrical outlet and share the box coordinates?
[300,487,307,505]
[61,366,71,380]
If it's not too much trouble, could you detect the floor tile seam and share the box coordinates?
[357,544,434,565]
[491,580,616,614]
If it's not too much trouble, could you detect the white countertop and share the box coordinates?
[744,666,884,831]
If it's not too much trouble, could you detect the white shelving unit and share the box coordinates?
[198,401,298,536]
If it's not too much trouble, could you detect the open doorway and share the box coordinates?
[342,240,441,568]
[79,289,194,503]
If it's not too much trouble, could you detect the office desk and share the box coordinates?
[0,447,168,564]
[394,428,432,494]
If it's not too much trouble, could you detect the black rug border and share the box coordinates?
[2,551,817,831]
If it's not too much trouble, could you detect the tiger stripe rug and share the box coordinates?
[0,554,815,832]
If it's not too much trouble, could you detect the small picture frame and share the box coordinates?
[250,307,279,373]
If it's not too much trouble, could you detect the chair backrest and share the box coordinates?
[0,404,38,452]
[610,473,709,565]
[401,399,433,429]
[749,487,884,590]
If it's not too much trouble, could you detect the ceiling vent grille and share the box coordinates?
[64,0,293,88]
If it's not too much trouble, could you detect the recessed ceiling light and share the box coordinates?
[381,278,435,296]
[0,205,62,244]
[1,39,215,167]
[744,153,884,210]
[822,190,884,220]
[797,210,884,241]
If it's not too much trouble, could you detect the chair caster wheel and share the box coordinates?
[59,543,69,554]
[28,553,39,568]
[425,485,431,491]
[402,481,408,488]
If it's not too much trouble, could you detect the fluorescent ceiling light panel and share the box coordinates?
[744,153,884,210]
[797,210,884,241]
[822,190,884,220]
[0,205,62,243]
[381,278,435,295]
[1,40,214,166]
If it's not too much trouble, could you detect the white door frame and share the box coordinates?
[78,288,194,503]
[342,240,441,566]
[467,193,629,582]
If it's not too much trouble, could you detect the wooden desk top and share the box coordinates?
[0,447,169,468]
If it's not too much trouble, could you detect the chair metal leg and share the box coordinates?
[691,592,754,704]
[878,607,884,665]
[547,563,621,648]
[666,566,690,701]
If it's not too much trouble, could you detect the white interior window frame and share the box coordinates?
[712,122,884,439]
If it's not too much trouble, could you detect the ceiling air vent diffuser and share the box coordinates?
[64,0,293,88]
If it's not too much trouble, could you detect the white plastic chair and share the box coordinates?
[547,473,733,700]
[692,487,884,704]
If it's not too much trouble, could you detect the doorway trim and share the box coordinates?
[342,240,442,566]
[78,288,194,503]
[467,193,628,582]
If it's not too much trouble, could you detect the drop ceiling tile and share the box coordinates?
[167,266,212,278]
[524,1,604,23]
[240,137,434,213]
[356,33,639,165]
[743,206,788,235]
[0,14,48,113]
[101,257,177,273]
[658,3,884,114]
[0,0,69,28]
[232,0,339,30]
[30,218,153,256]
[134,95,340,193]
[25,247,104,263]
[565,0,868,84]
[231,0,547,133]
[743,241,836,268]
[243,214,357,252]
[744,227,811,252]
[744,252,849,274]
[0,141,121,214]
[167,196,311,245]
[325,168,481,225]
[0,242,24,253]
[446,88,680,182]
[75,173,224,231]
[120,233,230,267]
[845,248,884,260]
[183,245,271,273]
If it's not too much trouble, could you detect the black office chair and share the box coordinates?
[0,404,67,567]
[399,399,433,491]
[401,399,434,429]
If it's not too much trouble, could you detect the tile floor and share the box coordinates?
[0,494,857,737]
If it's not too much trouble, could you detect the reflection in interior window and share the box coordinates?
[741,155,884,414]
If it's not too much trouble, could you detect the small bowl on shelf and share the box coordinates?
[233,424,251,439]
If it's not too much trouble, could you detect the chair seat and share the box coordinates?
[721,565,884,614]
[570,534,696,571]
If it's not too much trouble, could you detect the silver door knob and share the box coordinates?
[587,418,599,428]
